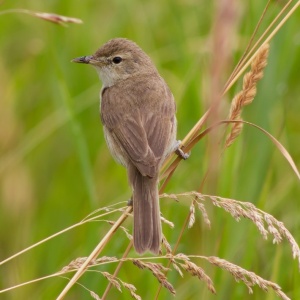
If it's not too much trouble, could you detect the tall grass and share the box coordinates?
[0,1,300,299]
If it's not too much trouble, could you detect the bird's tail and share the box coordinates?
[128,167,161,254]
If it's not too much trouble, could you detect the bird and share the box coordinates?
[72,38,180,254]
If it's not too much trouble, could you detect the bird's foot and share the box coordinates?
[175,140,190,160]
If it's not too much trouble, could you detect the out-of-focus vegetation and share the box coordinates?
[0,1,299,299]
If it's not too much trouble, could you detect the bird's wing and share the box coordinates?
[101,81,176,177]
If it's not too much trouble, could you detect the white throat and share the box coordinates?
[93,65,122,88]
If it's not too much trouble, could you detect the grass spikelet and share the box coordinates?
[102,272,121,292]
[188,202,196,228]
[90,290,101,300]
[132,260,175,295]
[160,216,175,228]
[61,257,96,273]
[0,9,83,26]
[196,201,211,228]
[61,256,118,273]
[179,259,216,294]
[206,256,290,300]
[225,43,270,147]
[120,281,141,300]
[161,236,173,254]
[120,226,133,240]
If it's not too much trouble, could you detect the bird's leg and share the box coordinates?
[174,140,190,160]
[127,197,133,206]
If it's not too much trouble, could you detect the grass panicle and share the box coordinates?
[206,256,290,300]
[0,2,299,300]
[0,9,82,26]
[225,43,270,148]
[161,191,300,270]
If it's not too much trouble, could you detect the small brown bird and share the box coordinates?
[72,38,179,254]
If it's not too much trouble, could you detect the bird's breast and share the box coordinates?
[103,126,128,167]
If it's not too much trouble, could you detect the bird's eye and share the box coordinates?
[112,56,122,64]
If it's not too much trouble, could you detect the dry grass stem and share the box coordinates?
[81,202,127,221]
[225,43,270,147]
[56,205,133,300]
[159,110,211,181]
[206,256,290,300]
[0,205,123,267]
[161,2,300,184]
[102,240,134,300]
[223,1,300,95]
[225,0,294,93]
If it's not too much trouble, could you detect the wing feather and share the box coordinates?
[100,75,176,177]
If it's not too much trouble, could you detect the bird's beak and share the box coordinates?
[71,55,94,64]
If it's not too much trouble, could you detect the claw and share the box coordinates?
[174,140,190,160]
[176,148,190,160]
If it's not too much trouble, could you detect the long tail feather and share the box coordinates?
[128,166,161,254]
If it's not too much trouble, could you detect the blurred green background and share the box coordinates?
[0,1,299,299]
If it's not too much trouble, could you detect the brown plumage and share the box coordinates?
[72,38,177,254]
